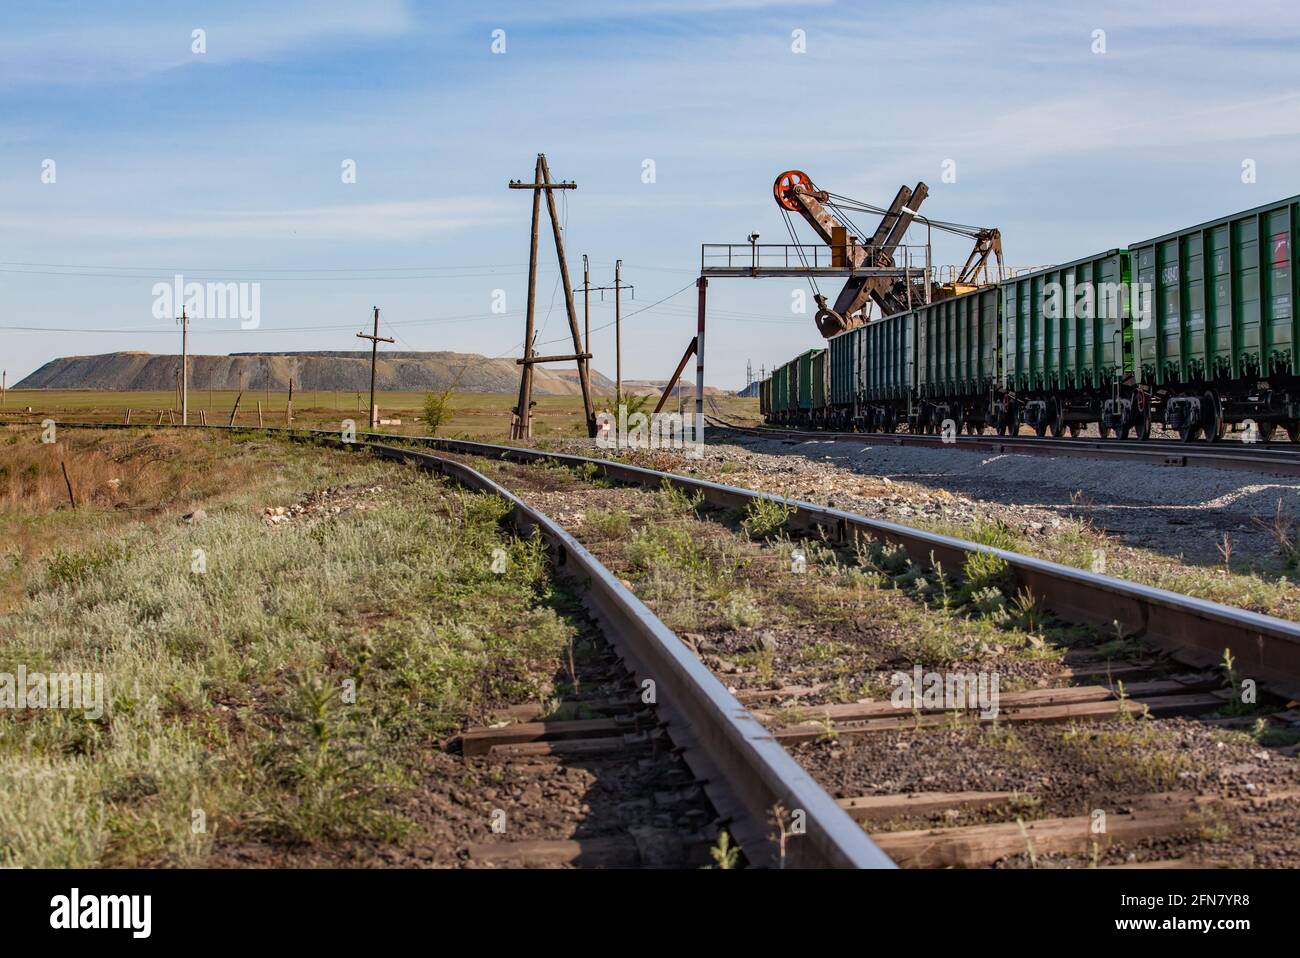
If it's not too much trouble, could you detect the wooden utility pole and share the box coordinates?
[179,307,189,425]
[508,154,595,440]
[615,259,623,403]
[357,306,394,429]
[287,378,294,425]
[510,157,544,441]
[572,261,633,405]
[2,370,6,407]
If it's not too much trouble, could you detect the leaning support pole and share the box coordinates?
[539,155,596,437]
[653,337,698,416]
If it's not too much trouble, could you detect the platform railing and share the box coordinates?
[700,242,932,273]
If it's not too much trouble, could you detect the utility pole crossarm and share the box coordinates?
[508,181,577,190]
[516,352,593,365]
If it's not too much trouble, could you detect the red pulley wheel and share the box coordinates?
[774,170,813,210]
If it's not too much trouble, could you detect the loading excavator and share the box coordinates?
[773,170,1004,337]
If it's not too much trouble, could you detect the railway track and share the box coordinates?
[355,438,889,869]
[23,420,1300,867]
[400,435,1300,868]
[705,416,1300,478]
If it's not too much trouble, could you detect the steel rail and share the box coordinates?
[27,419,1300,697]
[327,436,897,869]
[24,418,1300,695]
[23,419,891,869]
[705,417,1300,477]
[341,429,1300,702]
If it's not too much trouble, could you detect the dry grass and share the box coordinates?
[0,390,761,442]
[0,427,279,609]
[1,430,202,512]
[0,429,576,866]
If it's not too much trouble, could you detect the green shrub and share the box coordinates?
[422,390,453,436]
[741,497,794,539]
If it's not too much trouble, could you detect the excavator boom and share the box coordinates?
[774,170,1003,339]
[774,171,926,335]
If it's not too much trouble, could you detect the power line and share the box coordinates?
[0,309,529,334]
[0,260,533,273]
[0,267,537,282]
[535,279,694,348]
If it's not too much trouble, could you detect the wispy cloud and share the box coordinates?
[2,199,506,242]
[0,0,411,87]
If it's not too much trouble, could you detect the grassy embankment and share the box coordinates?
[0,425,577,866]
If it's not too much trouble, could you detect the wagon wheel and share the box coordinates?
[1134,400,1152,441]
[773,170,813,211]
[1068,423,1082,438]
[1049,402,1066,438]
[1103,422,1117,439]
[1178,417,1203,443]
[1203,392,1225,443]
[1287,420,1300,443]
[1258,422,1278,443]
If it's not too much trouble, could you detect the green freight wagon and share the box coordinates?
[809,347,830,424]
[914,286,1000,432]
[860,311,914,432]
[999,250,1131,437]
[769,361,792,423]
[759,377,770,418]
[790,348,825,426]
[1130,194,1300,441]
[827,326,861,429]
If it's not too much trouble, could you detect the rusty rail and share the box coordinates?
[23,420,892,869]
[360,429,1300,701]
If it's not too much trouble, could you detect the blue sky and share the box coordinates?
[4,0,1300,387]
